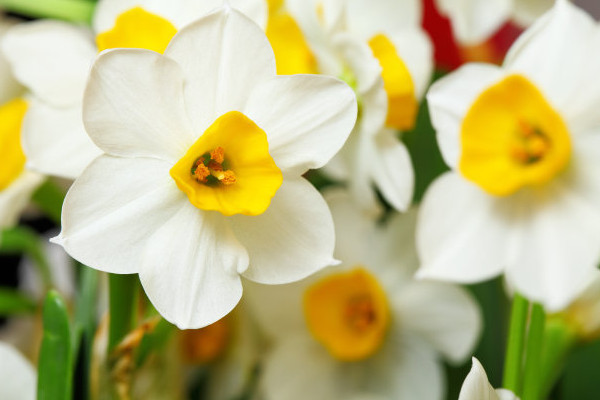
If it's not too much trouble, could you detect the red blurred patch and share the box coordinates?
[422,0,523,71]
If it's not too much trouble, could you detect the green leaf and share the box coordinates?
[0,226,53,289]
[135,317,176,367]
[0,0,95,23]
[0,287,37,315]
[38,290,73,400]
[108,273,139,354]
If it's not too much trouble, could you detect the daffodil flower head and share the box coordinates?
[419,0,600,310]
[53,6,357,329]
[250,190,481,400]
[1,0,267,180]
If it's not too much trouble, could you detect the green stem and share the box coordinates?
[522,303,546,400]
[503,293,529,394]
[108,273,138,354]
[0,0,95,23]
[38,291,73,400]
[539,317,577,399]
[0,226,53,289]
[31,179,66,226]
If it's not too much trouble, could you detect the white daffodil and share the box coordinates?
[418,0,600,311]
[0,341,36,400]
[52,6,357,329]
[0,20,43,229]
[269,0,431,212]
[248,190,481,400]
[1,0,266,180]
[459,358,518,400]
[436,0,554,45]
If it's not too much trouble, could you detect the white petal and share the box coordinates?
[0,20,24,105]
[435,0,512,45]
[262,334,344,400]
[394,281,482,364]
[0,342,36,400]
[496,389,519,400]
[416,172,511,283]
[427,63,505,169]
[512,0,554,26]
[140,203,248,329]
[388,29,433,100]
[505,179,600,311]
[83,48,194,162]
[504,0,600,132]
[245,74,357,175]
[0,171,43,229]
[22,99,101,179]
[231,178,336,284]
[93,0,267,32]
[458,358,501,400]
[164,7,275,134]
[2,20,95,107]
[333,32,382,94]
[243,279,307,341]
[363,331,444,400]
[370,129,414,212]
[53,155,182,274]
[325,188,379,265]
[345,0,423,39]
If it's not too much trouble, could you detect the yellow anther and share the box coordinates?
[210,147,225,164]
[221,170,237,185]
[193,162,210,183]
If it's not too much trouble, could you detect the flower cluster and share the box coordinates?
[1,0,600,399]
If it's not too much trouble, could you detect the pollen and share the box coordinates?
[191,147,237,186]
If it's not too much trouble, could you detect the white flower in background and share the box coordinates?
[556,271,600,341]
[271,0,432,212]
[52,6,357,329]
[0,20,43,229]
[248,190,480,400]
[435,0,554,45]
[459,358,518,400]
[179,303,261,400]
[1,0,266,180]
[0,341,36,400]
[418,0,600,311]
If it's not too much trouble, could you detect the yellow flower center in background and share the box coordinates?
[0,98,28,191]
[179,317,230,364]
[459,74,571,196]
[96,7,177,53]
[266,5,318,75]
[368,34,417,131]
[304,268,390,362]
[170,111,283,216]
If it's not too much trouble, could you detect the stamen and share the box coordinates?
[344,295,376,332]
[210,147,225,164]
[511,120,551,165]
[221,171,237,185]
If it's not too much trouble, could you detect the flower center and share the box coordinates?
[96,7,177,53]
[304,268,390,362]
[0,98,28,191]
[191,147,237,186]
[459,74,571,196]
[266,2,318,75]
[170,111,283,216]
[368,34,417,131]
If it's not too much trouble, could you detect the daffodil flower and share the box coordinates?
[459,358,518,400]
[0,342,36,400]
[247,190,480,399]
[52,6,357,329]
[418,0,600,310]
[0,20,44,229]
[436,0,554,45]
[1,0,266,179]
[271,0,432,212]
